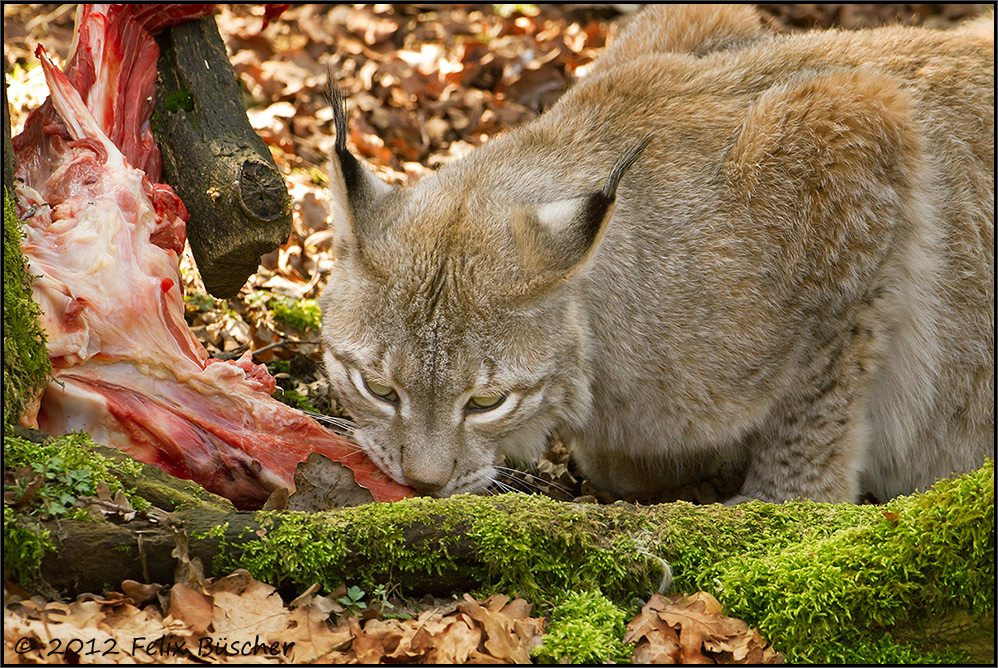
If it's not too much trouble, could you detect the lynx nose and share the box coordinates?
[405,474,446,496]
[401,452,455,496]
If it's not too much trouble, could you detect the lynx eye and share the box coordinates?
[467,393,506,411]
[363,376,398,404]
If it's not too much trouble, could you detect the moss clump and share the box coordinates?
[227,496,481,594]
[3,430,149,519]
[3,503,54,586]
[3,188,51,425]
[274,388,319,413]
[87,442,235,514]
[162,88,194,113]
[268,294,322,332]
[531,588,630,664]
[705,460,994,663]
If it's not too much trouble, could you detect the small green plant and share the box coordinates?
[184,289,217,315]
[243,290,323,332]
[4,431,147,519]
[26,457,94,517]
[338,585,368,614]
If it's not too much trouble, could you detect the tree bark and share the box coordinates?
[152,15,292,298]
[3,70,15,194]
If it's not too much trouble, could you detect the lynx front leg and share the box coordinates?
[739,331,878,503]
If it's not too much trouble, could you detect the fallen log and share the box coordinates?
[7,444,994,663]
[152,14,292,298]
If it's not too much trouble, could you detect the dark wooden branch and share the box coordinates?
[152,15,292,298]
[3,70,15,194]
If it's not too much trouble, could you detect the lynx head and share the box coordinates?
[318,85,647,496]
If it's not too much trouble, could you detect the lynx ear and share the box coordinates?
[514,138,650,283]
[327,82,394,258]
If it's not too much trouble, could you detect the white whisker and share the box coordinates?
[494,465,573,499]
[302,410,356,435]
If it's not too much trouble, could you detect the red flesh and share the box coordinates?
[13,4,414,508]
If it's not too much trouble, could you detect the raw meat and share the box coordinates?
[13,4,413,508]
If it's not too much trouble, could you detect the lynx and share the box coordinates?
[318,5,994,502]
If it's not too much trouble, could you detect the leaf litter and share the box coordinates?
[5,569,786,664]
[624,592,783,664]
[3,572,546,664]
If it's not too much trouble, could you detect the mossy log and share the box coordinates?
[3,166,52,427]
[152,15,292,298]
[10,456,995,663]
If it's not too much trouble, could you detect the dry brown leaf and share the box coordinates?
[170,528,207,589]
[435,616,483,664]
[626,592,783,665]
[120,580,163,606]
[632,619,682,664]
[459,593,534,664]
[210,579,288,638]
[284,589,353,663]
[410,614,482,664]
[168,583,214,635]
[206,569,254,597]
[285,452,375,511]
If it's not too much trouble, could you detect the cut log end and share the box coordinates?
[152,16,293,298]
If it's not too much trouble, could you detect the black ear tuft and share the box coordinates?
[325,74,395,255]
[517,137,652,284]
[572,136,654,255]
[328,80,369,197]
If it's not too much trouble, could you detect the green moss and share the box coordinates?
[267,359,292,375]
[705,460,994,663]
[531,588,630,664]
[3,430,150,518]
[3,188,51,424]
[195,522,229,541]
[210,462,992,664]
[2,504,54,586]
[268,295,322,332]
[275,388,319,413]
[222,494,659,602]
[163,88,194,113]
[465,496,649,599]
[90,443,234,513]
